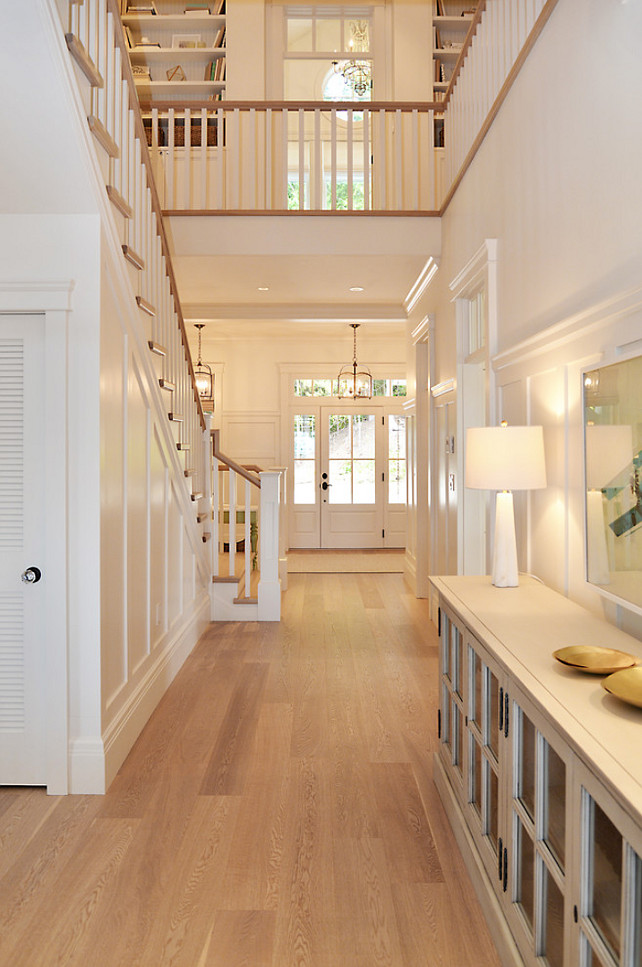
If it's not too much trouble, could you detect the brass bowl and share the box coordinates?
[602,667,642,709]
[553,645,639,675]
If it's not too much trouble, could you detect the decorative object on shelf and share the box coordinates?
[132,64,151,79]
[172,33,203,48]
[336,324,372,400]
[602,666,642,708]
[166,65,186,81]
[331,20,372,97]
[465,421,547,587]
[193,324,213,402]
[127,1,158,12]
[553,645,639,675]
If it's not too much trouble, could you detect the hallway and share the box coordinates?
[0,573,500,966]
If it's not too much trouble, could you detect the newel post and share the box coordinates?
[258,470,282,620]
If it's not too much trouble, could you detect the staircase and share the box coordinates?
[210,431,286,622]
[63,0,285,623]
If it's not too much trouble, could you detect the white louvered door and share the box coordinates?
[0,315,46,784]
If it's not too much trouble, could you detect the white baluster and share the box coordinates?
[362,109,370,211]
[245,479,251,599]
[347,109,353,211]
[229,470,236,577]
[298,108,305,210]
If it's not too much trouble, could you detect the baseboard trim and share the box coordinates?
[69,592,210,794]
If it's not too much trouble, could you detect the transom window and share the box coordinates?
[294,377,406,397]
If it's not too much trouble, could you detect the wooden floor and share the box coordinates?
[0,573,501,967]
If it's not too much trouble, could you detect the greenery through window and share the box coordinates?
[294,378,406,397]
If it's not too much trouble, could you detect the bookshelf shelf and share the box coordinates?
[121,3,226,103]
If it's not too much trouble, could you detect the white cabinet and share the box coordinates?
[433,576,642,967]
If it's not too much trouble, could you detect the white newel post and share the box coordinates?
[258,471,282,621]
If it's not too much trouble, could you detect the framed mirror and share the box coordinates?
[583,353,642,612]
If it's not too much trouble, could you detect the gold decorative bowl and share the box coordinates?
[553,645,639,675]
[602,667,642,709]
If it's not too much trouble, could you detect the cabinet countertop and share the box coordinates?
[431,574,642,826]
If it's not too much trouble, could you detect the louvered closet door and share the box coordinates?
[0,315,46,785]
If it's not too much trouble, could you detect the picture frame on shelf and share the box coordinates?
[172,33,203,49]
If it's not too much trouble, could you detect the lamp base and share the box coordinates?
[492,491,519,588]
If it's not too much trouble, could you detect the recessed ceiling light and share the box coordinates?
[258,286,269,291]
[349,286,364,292]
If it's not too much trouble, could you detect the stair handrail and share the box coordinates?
[103,0,206,433]
[212,430,261,489]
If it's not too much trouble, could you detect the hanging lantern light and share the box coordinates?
[193,323,213,402]
[336,324,373,399]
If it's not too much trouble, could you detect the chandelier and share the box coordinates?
[193,323,213,402]
[336,324,373,399]
[332,20,372,98]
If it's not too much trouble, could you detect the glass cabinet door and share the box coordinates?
[576,772,642,967]
[439,607,466,796]
[464,635,506,891]
[508,692,569,967]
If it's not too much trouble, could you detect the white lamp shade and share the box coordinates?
[465,425,547,491]
[585,424,632,490]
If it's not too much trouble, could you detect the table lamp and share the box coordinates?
[585,423,633,585]
[465,423,547,587]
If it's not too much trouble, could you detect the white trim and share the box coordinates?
[0,282,73,795]
[431,377,456,398]
[493,284,642,372]
[411,314,432,345]
[449,238,498,300]
[404,258,439,314]
[186,304,407,323]
[98,591,211,793]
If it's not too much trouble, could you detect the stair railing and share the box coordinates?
[63,0,209,519]
[211,430,282,620]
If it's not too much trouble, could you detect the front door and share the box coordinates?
[0,315,47,784]
[291,405,405,548]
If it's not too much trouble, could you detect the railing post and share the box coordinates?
[258,471,282,621]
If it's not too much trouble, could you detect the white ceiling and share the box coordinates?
[166,213,441,341]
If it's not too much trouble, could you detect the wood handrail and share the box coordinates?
[139,99,442,113]
[105,0,206,433]
[218,464,263,474]
[212,430,261,489]
[441,0,487,110]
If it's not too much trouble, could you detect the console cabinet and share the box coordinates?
[432,576,642,967]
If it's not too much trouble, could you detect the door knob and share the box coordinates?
[21,567,42,584]
[321,481,331,490]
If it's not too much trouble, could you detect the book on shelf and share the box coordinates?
[127,2,158,13]
[213,26,226,48]
[185,7,212,15]
[214,57,225,81]
[433,27,442,49]
[212,0,226,14]
[123,25,134,47]
[185,3,212,11]
[135,40,161,48]
[435,0,444,15]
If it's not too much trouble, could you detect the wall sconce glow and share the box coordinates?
[466,422,547,587]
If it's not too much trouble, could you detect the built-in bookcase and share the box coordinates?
[120,0,226,104]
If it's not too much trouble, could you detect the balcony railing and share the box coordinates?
[142,100,439,214]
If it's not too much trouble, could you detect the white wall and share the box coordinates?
[418,0,642,635]
[204,326,406,466]
[99,241,211,791]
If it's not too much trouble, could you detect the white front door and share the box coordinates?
[290,405,406,549]
[321,408,383,548]
[0,315,47,784]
